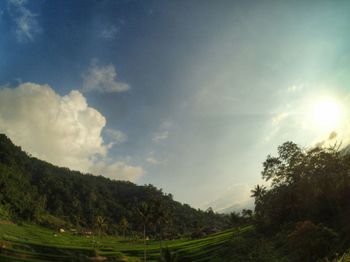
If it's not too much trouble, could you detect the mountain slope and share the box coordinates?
[0,134,228,236]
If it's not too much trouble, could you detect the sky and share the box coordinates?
[1,0,350,212]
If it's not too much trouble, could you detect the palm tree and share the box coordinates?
[250,185,266,204]
[153,199,169,257]
[137,202,152,262]
[229,212,241,228]
[95,216,107,236]
[119,217,129,238]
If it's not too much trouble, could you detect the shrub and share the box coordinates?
[287,220,338,261]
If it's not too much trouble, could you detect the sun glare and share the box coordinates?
[312,97,341,129]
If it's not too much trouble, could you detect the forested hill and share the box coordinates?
[0,134,227,236]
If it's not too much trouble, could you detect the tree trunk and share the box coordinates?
[144,224,147,262]
[159,223,163,257]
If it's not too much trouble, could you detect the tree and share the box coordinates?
[95,216,107,236]
[250,185,266,204]
[241,209,253,218]
[228,212,241,228]
[119,217,129,238]
[153,198,170,257]
[137,202,152,262]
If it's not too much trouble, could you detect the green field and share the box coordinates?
[0,223,240,261]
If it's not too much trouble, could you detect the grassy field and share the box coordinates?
[0,223,241,261]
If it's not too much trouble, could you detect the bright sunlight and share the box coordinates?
[312,97,342,130]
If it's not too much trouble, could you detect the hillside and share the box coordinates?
[0,134,228,237]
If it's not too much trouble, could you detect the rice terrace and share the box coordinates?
[0,223,237,261]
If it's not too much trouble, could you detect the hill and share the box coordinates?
[0,134,228,238]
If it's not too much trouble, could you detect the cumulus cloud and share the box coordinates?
[7,0,41,42]
[0,83,106,171]
[90,161,145,182]
[0,83,144,182]
[82,61,129,93]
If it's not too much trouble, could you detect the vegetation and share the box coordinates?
[0,223,236,261]
[0,134,227,240]
[2,134,350,260]
[249,141,350,261]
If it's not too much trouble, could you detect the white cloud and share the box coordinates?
[152,131,169,142]
[7,0,41,42]
[90,161,145,182]
[272,112,289,125]
[287,84,304,93]
[82,61,129,93]
[146,156,161,165]
[100,25,119,39]
[0,83,144,182]
[105,128,127,148]
[152,120,173,143]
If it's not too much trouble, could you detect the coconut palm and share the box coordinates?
[250,185,266,204]
[119,217,129,238]
[95,216,107,236]
[137,202,152,262]
[153,199,169,257]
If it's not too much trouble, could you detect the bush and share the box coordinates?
[287,220,338,261]
[218,229,281,262]
[37,213,67,229]
[0,205,11,220]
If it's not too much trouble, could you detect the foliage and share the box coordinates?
[217,227,281,262]
[0,134,228,238]
[252,141,350,260]
[287,220,338,261]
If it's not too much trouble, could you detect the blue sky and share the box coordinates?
[1,0,350,211]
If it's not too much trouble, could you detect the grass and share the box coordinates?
[0,223,242,261]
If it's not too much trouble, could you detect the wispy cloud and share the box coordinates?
[82,61,130,93]
[272,112,289,125]
[146,151,165,165]
[287,84,304,93]
[152,131,169,142]
[7,0,41,43]
[100,25,119,39]
[105,128,127,148]
[152,120,173,143]
[146,156,161,165]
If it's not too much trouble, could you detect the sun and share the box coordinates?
[312,97,341,130]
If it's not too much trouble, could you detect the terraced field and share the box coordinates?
[0,223,242,261]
